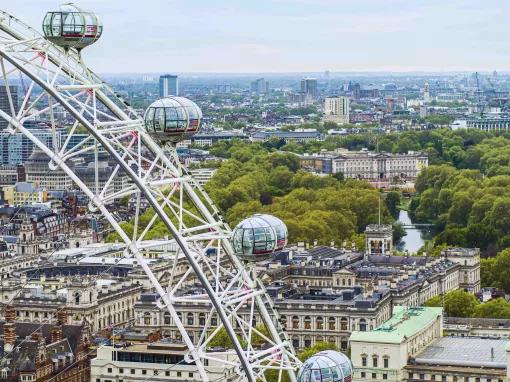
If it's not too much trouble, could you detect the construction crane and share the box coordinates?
[474,71,485,118]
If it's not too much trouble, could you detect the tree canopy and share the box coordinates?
[205,142,394,247]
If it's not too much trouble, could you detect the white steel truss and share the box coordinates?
[0,9,300,382]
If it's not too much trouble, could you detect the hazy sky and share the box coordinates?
[4,0,510,73]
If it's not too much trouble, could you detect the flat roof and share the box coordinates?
[415,337,508,369]
[349,306,443,344]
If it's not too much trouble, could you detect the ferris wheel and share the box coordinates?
[0,4,302,382]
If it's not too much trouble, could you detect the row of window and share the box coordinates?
[361,355,390,368]
[360,372,389,380]
[408,374,503,382]
[105,368,195,377]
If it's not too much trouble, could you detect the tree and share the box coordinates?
[385,191,401,218]
[298,341,338,362]
[487,248,510,293]
[425,290,479,317]
[472,298,510,319]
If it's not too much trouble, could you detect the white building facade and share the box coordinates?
[324,96,350,124]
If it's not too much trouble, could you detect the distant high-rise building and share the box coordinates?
[351,83,361,100]
[300,78,318,98]
[159,74,178,97]
[324,96,350,124]
[0,85,18,130]
[250,78,269,94]
[423,82,431,102]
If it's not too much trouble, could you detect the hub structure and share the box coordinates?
[0,8,300,382]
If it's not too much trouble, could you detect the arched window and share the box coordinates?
[359,318,367,332]
[348,279,352,286]
[211,315,218,326]
[316,317,324,330]
[292,316,299,329]
[199,313,206,326]
[328,317,335,330]
[280,315,287,328]
[187,313,194,326]
[143,312,151,325]
[340,317,348,331]
[304,336,311,348]
[304,316,311,330]
[164,312,171,325]
[74,292,80,305]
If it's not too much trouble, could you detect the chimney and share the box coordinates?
[51,309,66,343]
[57,309,67,325]
[4,305,16,353]
[51,326,62,343]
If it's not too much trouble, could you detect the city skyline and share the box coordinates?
[4,0,510,74]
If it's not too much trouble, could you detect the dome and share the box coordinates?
[43,3,102,50]
[231,214,288,262]
[297,351,353,382]
[143,97,202,143]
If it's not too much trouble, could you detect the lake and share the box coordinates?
[396,210,433,254]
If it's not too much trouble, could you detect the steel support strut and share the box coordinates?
[0,47,254,382]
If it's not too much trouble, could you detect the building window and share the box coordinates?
[361,355,367,367]
[164,312,171,325]
[119,369,123,374]
[107,368,112,374]
[383,374,387,380]
[340,317,348,331]
[153,370,158,376]
[372,355,378,368]
[383,356,389,368]
[372,373,377,379]
[165,371,170,377]
[189,373,193,378]
[177,372,181,377]
[361,372,366,378]
[142,370,147,375]
[199,313,206,326]
[130,369,135,375]
[304,316,311,330]
[360,319,367,332]
[187,313,194,325]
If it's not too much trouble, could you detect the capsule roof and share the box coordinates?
[42,3,102,51]
[143,96,202,144]
[298,350,353,382]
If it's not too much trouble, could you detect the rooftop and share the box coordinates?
[415,337,508,369]
[349,306,443,344]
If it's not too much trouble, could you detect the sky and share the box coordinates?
[4,0,510,74]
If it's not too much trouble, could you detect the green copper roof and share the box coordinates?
[349,306,443,344]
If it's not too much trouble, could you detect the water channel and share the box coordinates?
[396,210,434,254]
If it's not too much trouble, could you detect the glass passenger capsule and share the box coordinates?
[43,4,102,51]
[297,350,353,382]
[231,214,288,262]
[143,97,202,143]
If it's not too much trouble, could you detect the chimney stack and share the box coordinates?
[51,309,67,343]
[4,305,16,353]
[57,309,67,325]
